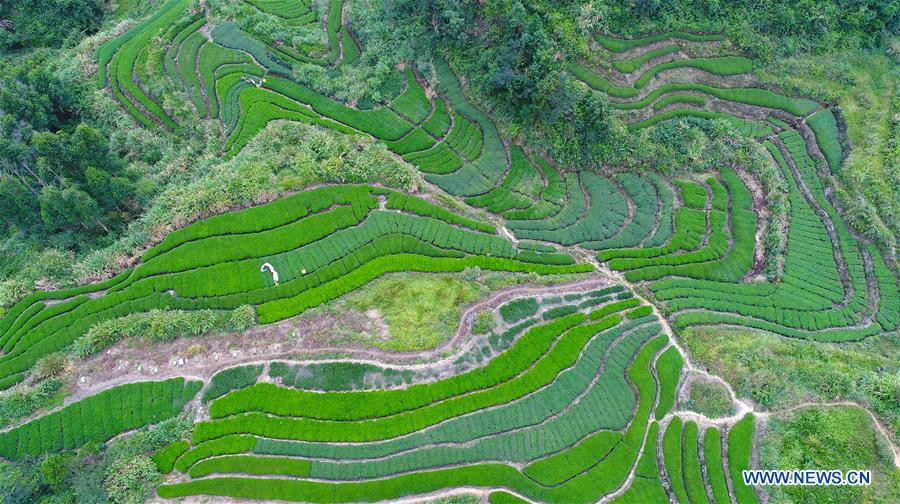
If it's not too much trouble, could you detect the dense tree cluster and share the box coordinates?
[600,0,899,60]
[0,0,105,51]
[0,57,137,238]
[352,0,622,168]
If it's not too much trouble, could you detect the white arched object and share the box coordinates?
[260,262,279,284]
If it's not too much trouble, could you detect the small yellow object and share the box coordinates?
[301,269,307,274]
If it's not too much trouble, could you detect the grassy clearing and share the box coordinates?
[680,326,900,435]
[337,273,483,351]
[760,406,900,504]
[682,378,734,419]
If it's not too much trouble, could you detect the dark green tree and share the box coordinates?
[0,0,105,51]
[0,56,136,238]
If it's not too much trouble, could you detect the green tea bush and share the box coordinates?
[158,331,669,502]
[177,32,208,116]
[174,435,256,472]
[270,361,386,391]
[0,378,200,459]
[807,109,842,171]
[589,174,658,249]
[189,455,311,478]
[151,440,189,473]
[682,421,710,504]
[663,417,690,503]
[615,83,818,116]
[652,93,706,110]
[422,97,451,137]
[728,414,759,504]
[654,347,684,420]
[203,364,264,403]
[634,56,752,88]
[704,427,731,504]
[390,69,431,124]
[567,62,638,98]
[499,298,539,323]
[612,45,680,73]
[542,304,578,320]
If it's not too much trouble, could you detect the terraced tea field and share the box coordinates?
[2,281,765,503]
[0,2,896,502]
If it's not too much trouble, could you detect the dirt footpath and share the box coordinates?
[62,277,612,404]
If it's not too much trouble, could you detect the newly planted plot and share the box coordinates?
[594,32,726,52]
[633,56,753,88]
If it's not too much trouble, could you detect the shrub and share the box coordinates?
[103,455,159,504]
[39,454,69,489]
[229,305,256,332]
[615,82,818,116]
[472,311,496,334]
[32,352,68,381]
[71,309,232,359]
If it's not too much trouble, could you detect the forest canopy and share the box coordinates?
[0,0,106,51]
